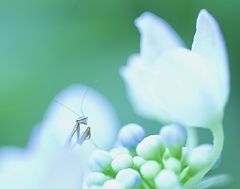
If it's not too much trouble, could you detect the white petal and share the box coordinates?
[144,48,223,127]
[192,9,229,107]
[120,55,170,122]
[37,84,119,187]
[0,147,84,189]
[135,12,185,65]
[0,85,119,189]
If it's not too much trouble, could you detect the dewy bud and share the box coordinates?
[118,123,145,149]
[160,124,187,148]
[103,179,125,189]
[111,154,133,172]
[88,149,113,173]
[116,168,141,189]
[165,157,181,173]
[86,172,109,187]
[140,160,161,179]
[188,144,213,171]
[133,156,146,170]
[109,147,130,159]
[155,169,179,189]
[136,135,165,160]
[160,124,187,158]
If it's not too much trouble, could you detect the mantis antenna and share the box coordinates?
[50,85,98,149]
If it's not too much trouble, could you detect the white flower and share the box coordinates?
[0,84,119,189]
[120,9,229,128]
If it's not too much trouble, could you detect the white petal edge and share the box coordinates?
[36,84,119,188]
[146,48,222,127]
[120,55,170,122]
[135,12,185,65]
[192,9,229,108]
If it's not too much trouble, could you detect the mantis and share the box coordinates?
[65,115,91,148]
[52,87,92,149]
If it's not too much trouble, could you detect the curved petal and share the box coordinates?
[0,145,84,189]
[36,84,119,188]
[120,55,170,122]
[0,85,119,189]
[144,48,223,127]
[135,12,185,65]
[192,9,229,107]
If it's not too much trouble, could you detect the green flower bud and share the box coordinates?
[111,154,133,172]
[165,157,181,173]
[188,144,212,172]
[109,147,130,159]
[133,156,146,170]
[136,135,165,161]
[118,123,145,149]
[155,169,180,189]
[160,124,187,158]
[140,160,161,179]
[88,149,113,173]
[116,168,141,189]
[86,172,109,186]
[103,179,125,189]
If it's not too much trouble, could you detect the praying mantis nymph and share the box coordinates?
[64,115,91,148]
[52,87,92,148]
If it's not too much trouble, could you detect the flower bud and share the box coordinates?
[109,147,130,159]
[116,168,141,189]
[111,154,133,172]
[103,179,124,189]
[118,123,145,149]
[165,157,181,173]
[88,149,113,173]
[133,156,146,170]
[136,135,165,160]
[86,172,109,187]
[140,160,161,179]
[155,169,180,189]
[160,124,186,158]
[188,144,213,172]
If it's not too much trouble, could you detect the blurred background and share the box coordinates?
[0,0,239,188]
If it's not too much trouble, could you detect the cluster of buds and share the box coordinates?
[86,124,213,189]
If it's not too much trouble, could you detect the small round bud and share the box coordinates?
[118,123,145,149]
[188,144,212,171]
[136,135,165,160]
[133,156,146,170]
[86,172,109,186]
[160,124,187,147]
[116,168,141,189]
[111,154,133,172]
[88,149,113,173]
[155,169,179,189]
[165,157,181,173]
[140,160,161,179]
[109,147,130,159]
[103,179,124,189]
[160,124,187,158]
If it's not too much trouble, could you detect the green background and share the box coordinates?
[0,0,239,188]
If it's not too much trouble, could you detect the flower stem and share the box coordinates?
[185,126,198,149]
[184,123,224,188]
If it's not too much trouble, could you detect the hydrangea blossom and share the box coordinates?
[120,9,229,128]
[118,9,229,188]
[86,9,230,189]
[0,84,119,189]
[87,124,229,188]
